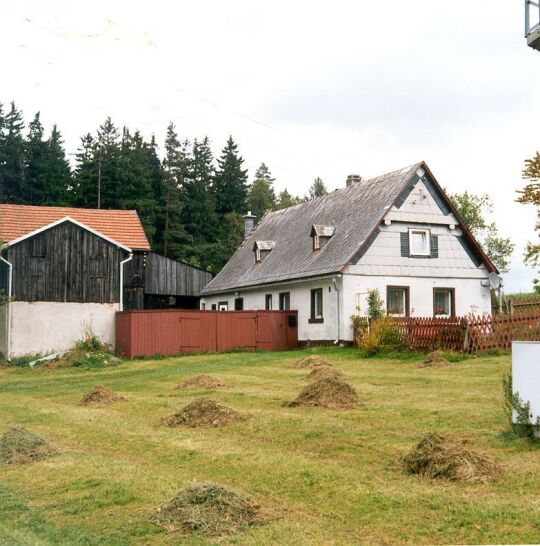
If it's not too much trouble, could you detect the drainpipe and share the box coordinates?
[332,276,340,345]
[119,253,133,312]
[1,256,13,362]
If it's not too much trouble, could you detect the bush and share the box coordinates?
[360,317,404,356]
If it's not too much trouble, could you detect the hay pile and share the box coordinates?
[401,433,502,483]
[162,398,247,428]
[79,385,127,406]
[151,483,268,536]
[290,355,333,369]
[177,375,229,389]
[0,426,56,465]
[286,378,359,409]
[419,351,449,368]
[305,365,345,383]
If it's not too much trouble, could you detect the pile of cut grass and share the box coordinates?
[79,385,127,406]
[305,365,345,383]
[401,432,502,483]
[0,426,57,465]
[151,482,269,536]
[286,378,359,409]
[418,351,450,368]
[177,374,229,389]
[161,397,247,428]
[289,355,333,369]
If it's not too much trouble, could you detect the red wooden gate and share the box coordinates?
[115,309,298,358]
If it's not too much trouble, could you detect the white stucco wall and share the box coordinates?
[201,276,342,342]
[340,273,491,341]
[6,301,119,358]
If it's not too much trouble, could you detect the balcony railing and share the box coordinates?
[525,0,540,36]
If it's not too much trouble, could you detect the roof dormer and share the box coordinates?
[310,225,335,251]
[253,240,275,263]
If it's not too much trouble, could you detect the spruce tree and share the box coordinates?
[23,112,47,204]
[212,136,248,215]
[308,177,328,199]
[44,125,72,205]
[0,102,25,203]
[73,133,99,207]
[95,117,122,208]
[161,123,190,258]
[180,136,217,268]
[247,162,276,221]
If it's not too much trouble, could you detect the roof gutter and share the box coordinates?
[0,255,13,362]
[201,272,340,297]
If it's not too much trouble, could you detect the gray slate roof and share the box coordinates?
[202,162,423,294]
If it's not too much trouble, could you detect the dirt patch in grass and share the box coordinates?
[0,426,57,465]
[305,365,346,383]
[286,378,359,409]
[290,355,333,369]
[418,351,450,368]
[401,432,502,483]
[79,385,127,406]
[161,398,247,428]
[151,482,270,536]
[177,375,229,389]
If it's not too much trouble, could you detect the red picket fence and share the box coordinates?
[358,311,540,353]
[116,309,298,358]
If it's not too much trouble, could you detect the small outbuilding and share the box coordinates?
[0,204,211,359]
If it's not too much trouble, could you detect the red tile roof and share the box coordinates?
[0,204,151,250]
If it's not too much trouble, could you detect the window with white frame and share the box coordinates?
[218,301,228,311]
[409,229,430,256]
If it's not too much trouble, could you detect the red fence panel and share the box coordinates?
[115,309,298,358]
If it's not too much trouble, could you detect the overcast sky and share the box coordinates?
[1,1,540,293]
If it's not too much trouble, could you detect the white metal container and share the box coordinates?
[512,341,540,427]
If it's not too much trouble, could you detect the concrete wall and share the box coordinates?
[7,301,119,357]
[201,276,341,342]
[0,305,7,359]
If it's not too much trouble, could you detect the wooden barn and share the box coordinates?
[0,204,212,359]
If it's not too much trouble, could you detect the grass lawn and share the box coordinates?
[0,349,539,545]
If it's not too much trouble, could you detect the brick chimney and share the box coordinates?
[243,211,256,239]
[346,174,362,187]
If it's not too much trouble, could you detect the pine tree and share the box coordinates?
[212,136,248,215]
[161,123,190,258]
[0,102,25,203]
[308,177,328,199]
[247,162,276,221]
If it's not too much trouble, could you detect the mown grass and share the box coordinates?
[0,348,539,545]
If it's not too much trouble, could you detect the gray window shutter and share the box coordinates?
[430,235,439,258]
[400,232,409,257]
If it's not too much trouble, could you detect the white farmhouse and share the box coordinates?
[201,162,497,344]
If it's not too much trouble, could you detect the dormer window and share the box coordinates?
[310,225,335,252]
[253,240,275,263]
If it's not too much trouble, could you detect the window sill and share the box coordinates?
[308,317,324,324]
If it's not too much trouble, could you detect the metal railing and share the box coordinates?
[526,0,540,36]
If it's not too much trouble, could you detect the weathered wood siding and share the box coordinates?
[144,253,212,297]
[5,222,125,303]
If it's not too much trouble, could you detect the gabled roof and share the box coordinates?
[0,204,151,250]
[202,161,496,295]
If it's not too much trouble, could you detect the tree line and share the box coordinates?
[0,101,328,272]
